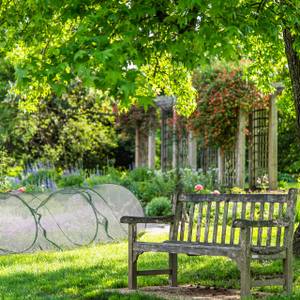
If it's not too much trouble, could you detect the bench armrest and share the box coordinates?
[120,215,174,224]
[233,218,290,229]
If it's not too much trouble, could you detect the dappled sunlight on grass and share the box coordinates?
[0,232,299,299]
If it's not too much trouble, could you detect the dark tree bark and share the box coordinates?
[283,28,300,256]
[283,29,300,132]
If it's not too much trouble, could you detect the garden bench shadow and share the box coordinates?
[121,189,298,299]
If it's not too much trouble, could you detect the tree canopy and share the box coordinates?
[0,1,297,118]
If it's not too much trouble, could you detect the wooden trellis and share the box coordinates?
[197,146,218,172]
[249,108,269,188]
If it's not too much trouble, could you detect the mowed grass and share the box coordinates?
[1,232,300,300]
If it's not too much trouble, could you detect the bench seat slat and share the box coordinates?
[266,203,274,246]
[249,201,255,244]
[180,202,186,241]
[187,203,195,242]
[133,242,286,260]
[257,202,265,246]
[276,202,283,247]
[204,202,212,243]
[133,241,242,259]
[221,201,229,244]
[239,202,247,244]
[230,202,238,244]
[213,202,220,243]
[196,202,203,242]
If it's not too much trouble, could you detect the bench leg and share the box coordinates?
[169,253,177,287]
[240,227,251,299]
[240,257,251,299]
[283,249,293,294]
[128,251,137,289]
[128,224,137,289]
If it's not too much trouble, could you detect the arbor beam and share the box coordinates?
[236,109,247,188]
[188,130,197,170]
[135,127,141,168]
[268,87,281,190]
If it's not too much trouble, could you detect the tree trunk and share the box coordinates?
[283,28,300,256]
[283,28,300,132]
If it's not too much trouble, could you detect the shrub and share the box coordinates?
[126,167,154,182]
[180,168,216,193]
[57,174,85,188]
[278,180,288,190]
[127,171,176,206]
[145,197,172,216]
[278,172,296,183]
[85,174,122,187]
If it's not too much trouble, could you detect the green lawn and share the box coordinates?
[0,232,300,300]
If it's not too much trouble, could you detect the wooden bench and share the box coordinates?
[121,189,298,298]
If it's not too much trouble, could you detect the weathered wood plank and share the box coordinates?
[180,202,187,241]
[196,202,203,242]
[133,241,241,259]
[221,201,229,244]
[284,189,297,293]
[252,277,284,287]
[121,215,174,224]
[187,203,195,242]
[266,203,274,246]
[204,201,212,243]
[251,252,286,260]
[276,202,283,247]
[213,202,220,243]
[230,202,238,244]
[249,201,255,244]
[239,202,247,244]
[169,253,177,286]
[257,202,265,246]
[240,227,251,298]
[180,193,287,203]
[233,219,290,228]
[128,224,137,289]
[137,269,172,276]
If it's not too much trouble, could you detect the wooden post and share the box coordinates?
[172,109,177,169]
[188,130,197,170]
[218,147,224,185]
[135,127,140,168]
[268,93,278,190]
[161,110,167,171]
[236,109,247,188]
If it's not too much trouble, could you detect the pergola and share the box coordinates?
[133,85,282,190]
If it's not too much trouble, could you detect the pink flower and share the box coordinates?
[194,184,204,192]
[17,187,26,193]
[211,190,221,195]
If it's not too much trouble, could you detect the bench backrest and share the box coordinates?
[172,190,297,248]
